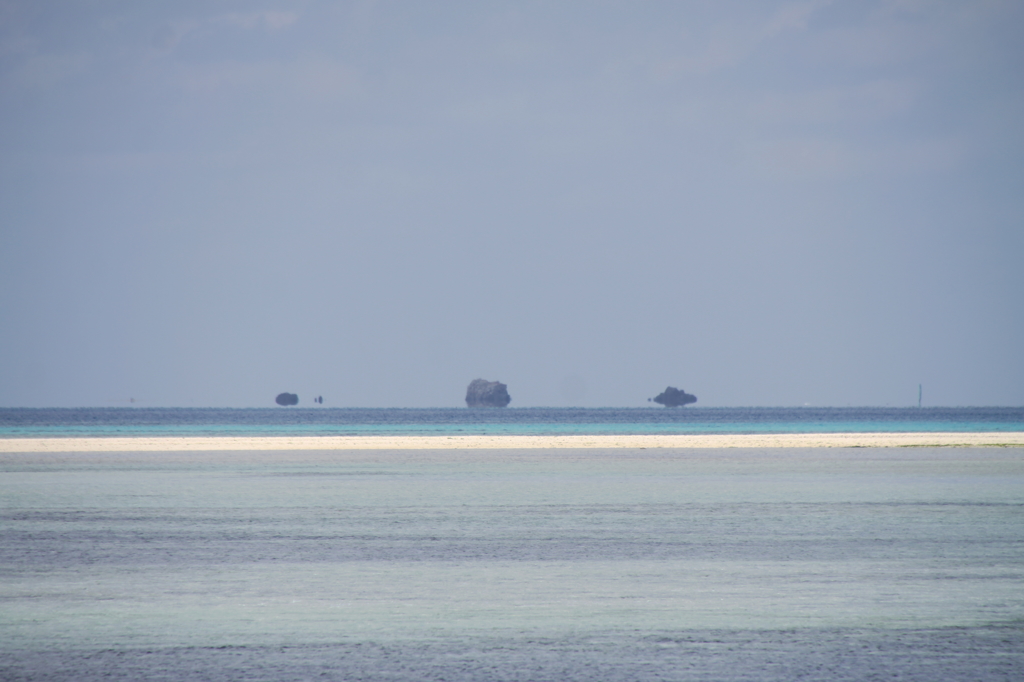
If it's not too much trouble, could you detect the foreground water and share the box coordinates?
[2,406,1023,437]
[2,445,1023,681]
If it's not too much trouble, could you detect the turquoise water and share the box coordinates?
[2,406,1023,437]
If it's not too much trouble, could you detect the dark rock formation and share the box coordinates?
[275,392,299,406]
[651,386,696,407]
[465,379,511,408]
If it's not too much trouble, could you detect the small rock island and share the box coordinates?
[465,379,511,408]
[275,392,299,406]
[651,386,697,407]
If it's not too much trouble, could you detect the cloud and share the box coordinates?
[152,21,199,51]
[178,60,276,93]
[151,11,297,53]
[743,136,851,178]
[174,56,360,102]
[445,92,532,126]
[294,59,361,99]
[216,11,298,32]
[655,0,831,77]
[751,80,917,126]
[740,134,963,180]
[6,52,90,88]
[806,1,1010,69]
[762,0,827,36]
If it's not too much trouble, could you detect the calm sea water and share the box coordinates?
[2,406,1023,437]
[2,409,1023,680]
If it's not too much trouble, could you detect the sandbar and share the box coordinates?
[1,432,1022,452]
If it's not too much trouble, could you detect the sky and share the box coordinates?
[1,0,1022,408]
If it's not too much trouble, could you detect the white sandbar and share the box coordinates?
[1,432,1022,452]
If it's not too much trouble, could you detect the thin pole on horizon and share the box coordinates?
[918,384,922,409]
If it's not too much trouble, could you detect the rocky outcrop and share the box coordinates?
[465,379,511,407]
[275,392,299,406]
[651,386,696,407]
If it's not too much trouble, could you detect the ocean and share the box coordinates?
[2,408,1023,680]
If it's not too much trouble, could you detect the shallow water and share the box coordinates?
[2,447,1023,680]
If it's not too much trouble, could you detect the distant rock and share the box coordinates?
[651,386,696,407]
[465,379,511,408]
[275,392,299,406]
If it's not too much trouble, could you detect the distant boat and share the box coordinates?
[650,386,697,407]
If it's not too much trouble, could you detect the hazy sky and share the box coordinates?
[1,1,1022,408]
